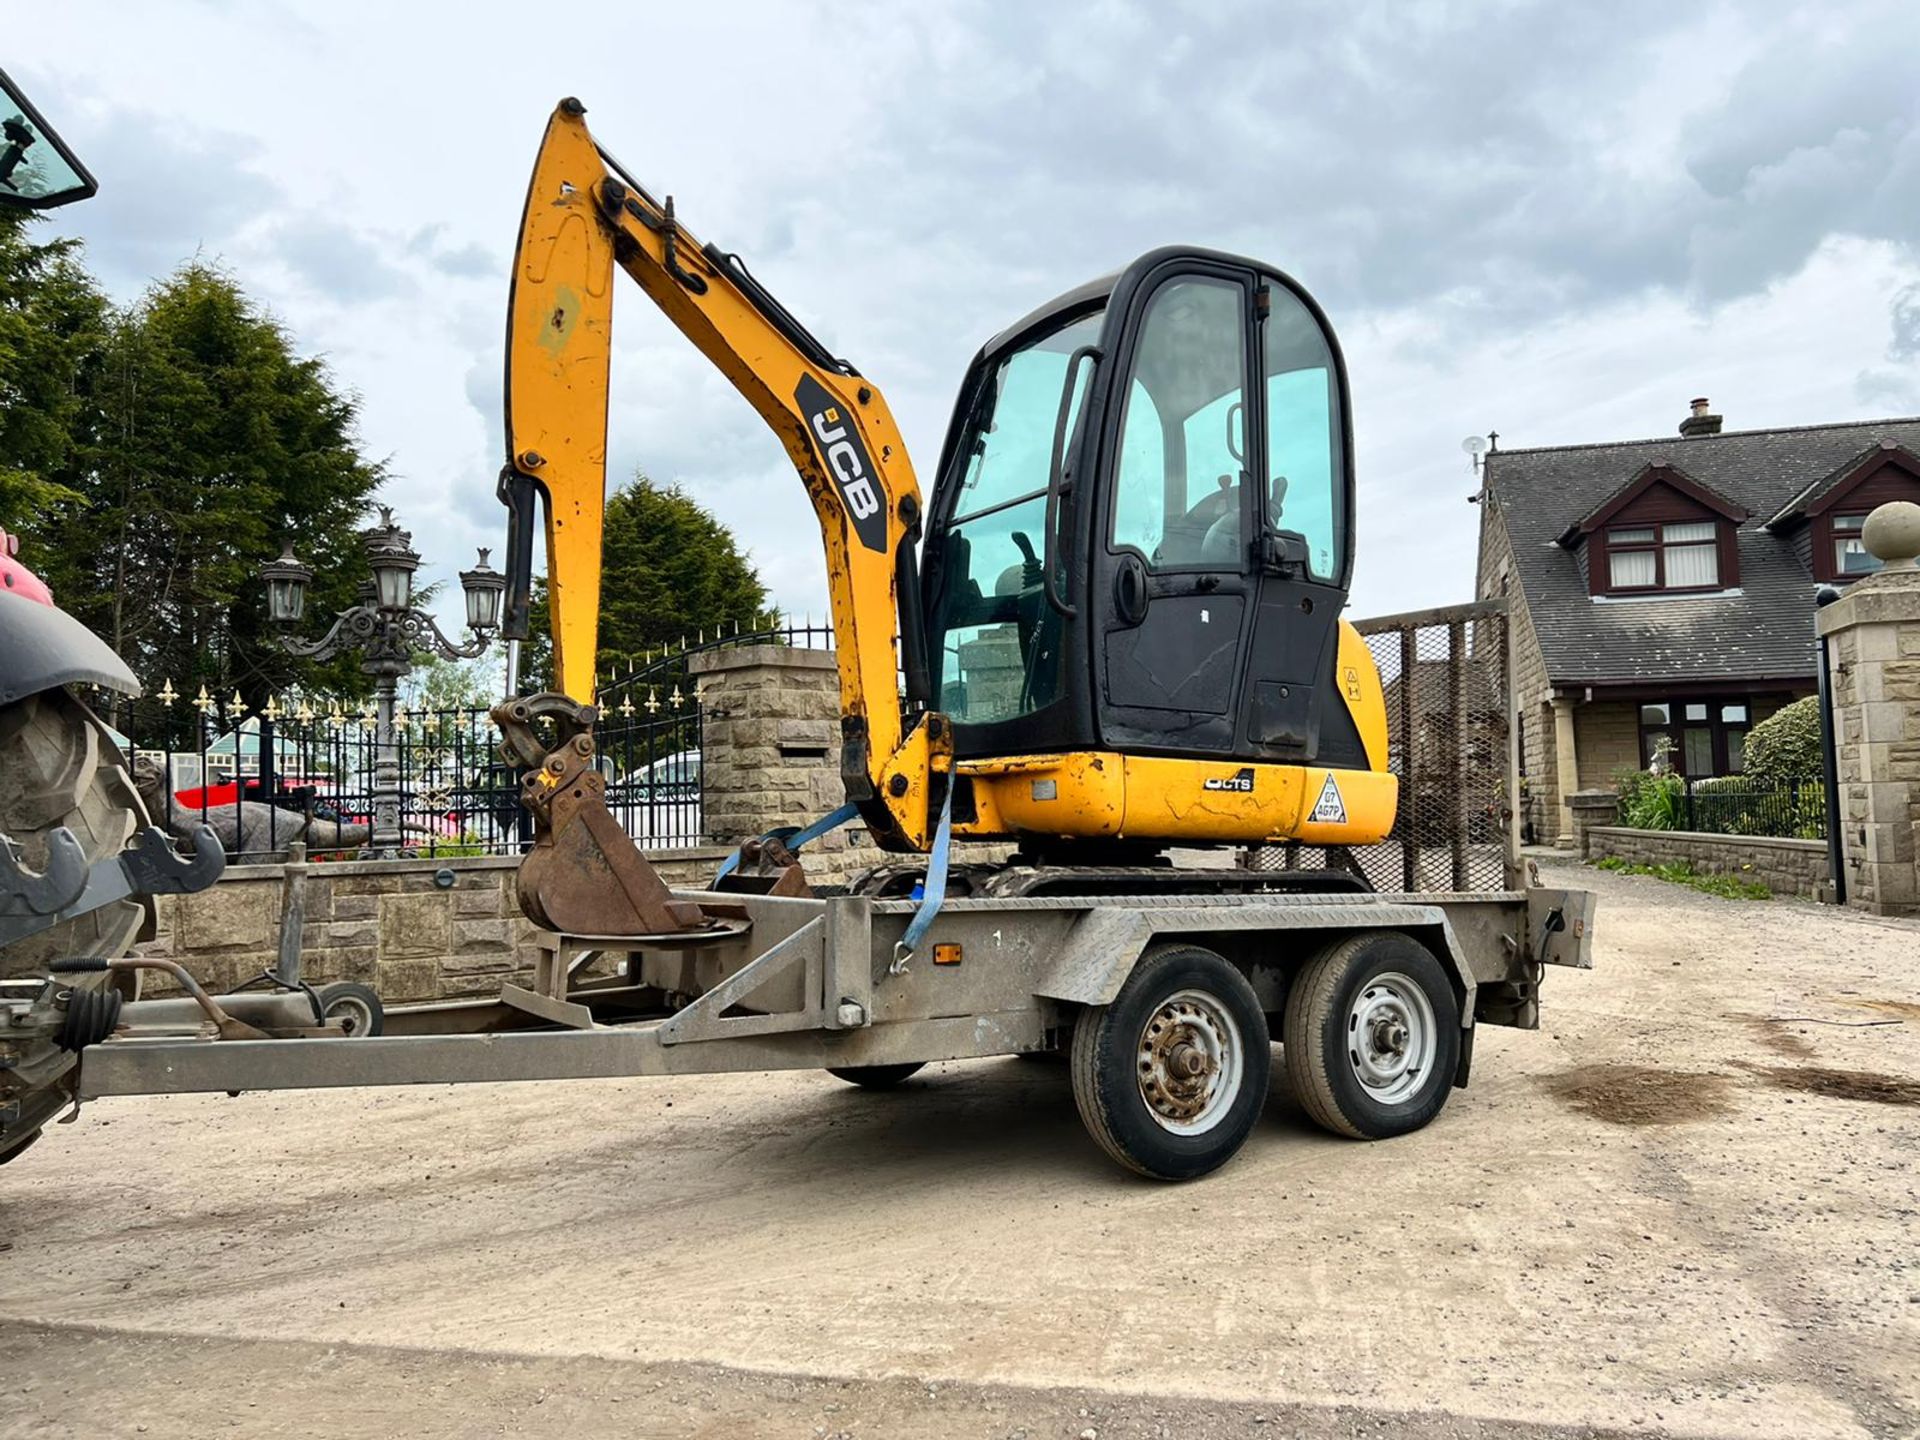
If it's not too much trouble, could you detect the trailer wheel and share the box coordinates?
[317,982,384,1037]
[1283,931,1459,1140]
[1070,944,1268,1180]
[825,1063,924,1089]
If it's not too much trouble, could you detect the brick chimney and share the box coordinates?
[1679,396,1723,438]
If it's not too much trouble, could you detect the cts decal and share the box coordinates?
[796,374,887,553]
[1203,767,1255,794]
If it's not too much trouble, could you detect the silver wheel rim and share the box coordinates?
[1136,987,1244,1135]
[327,995,375,1038]
[1346,971,1435,1105]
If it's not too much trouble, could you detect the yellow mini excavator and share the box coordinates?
[493,98,1397,932]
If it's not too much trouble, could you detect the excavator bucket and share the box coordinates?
[711,834,815,898]
[492,694,709,937]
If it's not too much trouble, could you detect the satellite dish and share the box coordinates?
[1461,435,1487,457]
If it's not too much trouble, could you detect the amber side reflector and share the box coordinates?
[932,942,963,966]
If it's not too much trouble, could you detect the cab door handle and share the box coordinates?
[1113,553,1149,626]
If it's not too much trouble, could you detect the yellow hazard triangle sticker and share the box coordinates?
[1309,773,1347,825]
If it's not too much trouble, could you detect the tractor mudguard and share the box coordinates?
[0,591,140,705]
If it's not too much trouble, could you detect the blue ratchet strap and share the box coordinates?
[891,782,955,973]
[713,801,860,885]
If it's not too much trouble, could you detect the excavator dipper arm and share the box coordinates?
[501,100,945,851]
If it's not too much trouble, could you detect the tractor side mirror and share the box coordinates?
[0,68,96,211]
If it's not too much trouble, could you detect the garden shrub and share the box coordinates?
[1742,696,1822,785]
[1613,766,1683,830]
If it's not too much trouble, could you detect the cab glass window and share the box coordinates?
[1263,287,1344,583]
[0,71,96,210]
[927,308,1102,726]
[1111,277,1248,569]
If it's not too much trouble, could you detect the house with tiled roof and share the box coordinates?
[1474,400,1920,845]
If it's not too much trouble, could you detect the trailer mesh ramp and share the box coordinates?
[1247,600,1514,893]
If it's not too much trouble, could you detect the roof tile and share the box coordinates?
[1486,416,1920,687]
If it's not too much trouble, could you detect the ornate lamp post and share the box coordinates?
[260,507,505,856]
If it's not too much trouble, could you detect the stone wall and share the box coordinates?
[1584,825,1830,899]
[133,848,730,1004]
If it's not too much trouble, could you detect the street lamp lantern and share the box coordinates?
[260,503,495,857]
[259,541,313,625]
[363,506,420,613]
[459,547,506,633]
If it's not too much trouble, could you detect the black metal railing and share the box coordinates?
[102,620,838,864]
[1656,776,1826,840]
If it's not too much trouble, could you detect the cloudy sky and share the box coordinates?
[14,0,1919,635]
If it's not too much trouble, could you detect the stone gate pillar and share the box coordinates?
[1816,501,1920,915]
[689,645,869,877]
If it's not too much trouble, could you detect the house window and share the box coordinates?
[1832,514,1882,576]
[1638,699,1751,777]
[1608,521,1720,591]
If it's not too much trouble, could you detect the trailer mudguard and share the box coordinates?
[1032,898,1477,1020]
[0,591,140,706]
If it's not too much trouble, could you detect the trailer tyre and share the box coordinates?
[1282,931,1459,1140]
[825,1063,924,1089]
[1070,944,1268,1180]
[317,982,384,1037]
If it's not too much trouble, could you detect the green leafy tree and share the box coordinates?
[0,212,108,525]
[399,652,498,712]
[521,473,771,691]
[45,262,382,737]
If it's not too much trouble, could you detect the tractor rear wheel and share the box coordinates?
[0,689,150,991]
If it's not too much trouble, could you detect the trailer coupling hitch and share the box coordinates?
[490,693,714,937]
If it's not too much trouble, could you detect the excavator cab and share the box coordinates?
[496,100,1394,909]
[923,248,1369,776]
[0,68,97,210]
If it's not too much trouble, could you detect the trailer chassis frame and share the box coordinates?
[74,884,1591,1103]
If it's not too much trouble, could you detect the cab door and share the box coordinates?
[1240,277,1359,766]
[1094,266,1260,755]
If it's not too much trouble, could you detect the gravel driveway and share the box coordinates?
[1,858,1916,1439]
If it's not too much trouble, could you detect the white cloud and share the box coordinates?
[7,0,1918,643]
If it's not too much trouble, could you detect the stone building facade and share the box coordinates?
[1476,404,1920,844]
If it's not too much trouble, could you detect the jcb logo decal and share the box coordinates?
[797,375,887,553]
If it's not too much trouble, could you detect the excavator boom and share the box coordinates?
[500,100,944,850]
